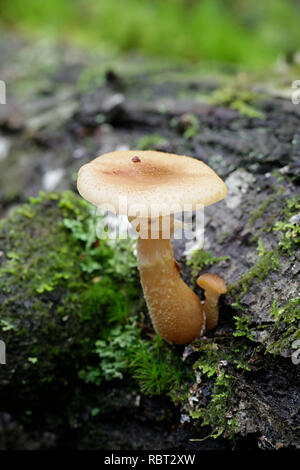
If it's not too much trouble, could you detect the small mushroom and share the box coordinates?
[77,150,227,344]
[196,273,227,332]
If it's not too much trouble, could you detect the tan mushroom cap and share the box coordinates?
[77,150,227,216]
[197,273,227,294]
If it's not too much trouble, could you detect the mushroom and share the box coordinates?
[196,273,227,332]
[77,150,227,344]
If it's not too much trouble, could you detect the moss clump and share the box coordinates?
[208,86,265,119]
[2,192,82,295]
[273,197,300,256]
[265,297,300,355]
[79,316,141,385]
[229,193,299,301]
[228,249,280,299]
[187,336,251,442]
[248,190,283,228]
[130,336,191,398]
[1,189,296,446]
[0,191,192,413]
[226,191,299,365]
[170,113,199,140]
[80,320,192,399]
[187,249,230,282]
[248,186,285,243]
[190,370,238,441]
[136,134,168,150]
[0,191,141,397]
[232,315,256,341]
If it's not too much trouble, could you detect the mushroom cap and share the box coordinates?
[197,273,227,295]
[77,150,227,216]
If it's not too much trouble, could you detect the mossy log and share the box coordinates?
[0,35,299,450]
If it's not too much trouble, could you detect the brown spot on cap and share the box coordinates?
[132,156,141,163]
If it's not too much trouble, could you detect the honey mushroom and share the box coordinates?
[77,150,228,344]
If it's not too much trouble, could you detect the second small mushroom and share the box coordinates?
[77,150,228,345]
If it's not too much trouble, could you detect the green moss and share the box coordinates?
[274,220,300,255]
[187,249,230,282]
[190,370,238,441]
[1,191,85,298]
[79,316,141,385]
[248,190,296,248]
[170,113,199,140]
[0,191,141,394]
[208,86,265,119]
[248,191,282,227]
[1,189,195,409]
[229,193,299,301]
[256,238,268,257]
[273,197,300,256]
[130,337,191,398]
[136,134,168,150]
[189,336,251,442]
[266,297,300,355]
[228,249,280,299]
[1,187,297,442]
[194,287,294,443]
[232,315,255,341]
[79,307,192,398]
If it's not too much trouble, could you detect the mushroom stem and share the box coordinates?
[136,235,205,345]
[196,273,227,332]
[200,287,219,331]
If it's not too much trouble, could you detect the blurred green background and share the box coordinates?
[1,0,300,67]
